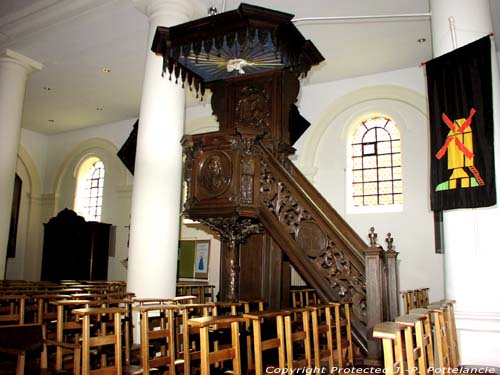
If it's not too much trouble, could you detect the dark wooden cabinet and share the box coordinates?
[41,208,111,281]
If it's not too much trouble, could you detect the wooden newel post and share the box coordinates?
[383,233,399,321]
[364,227,384,363]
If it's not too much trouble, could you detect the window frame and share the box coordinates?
[346,115,403,214]
[74,156,105,222]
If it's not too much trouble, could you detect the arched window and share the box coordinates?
[348,115,403,210]
[74,157,105,221]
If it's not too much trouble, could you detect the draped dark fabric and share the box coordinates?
[117,120,138,175]
[426,35,495,211]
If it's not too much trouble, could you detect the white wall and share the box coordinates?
[19,129,49,188]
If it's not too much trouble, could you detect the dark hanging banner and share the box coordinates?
[426,35,496,211]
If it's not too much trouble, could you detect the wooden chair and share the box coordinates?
[331,302,354,368]
[372,322,406,375]
[0,322,74,375]
[100,298,135,368]
[309,304,335,370]
[241,299,266,314]
[177,303,216,375]
[0,324,43,375]
[290,288,305,309]
[243,310,289,375]
[72,306,126,375]
[187,315,247,375]
[303,289,318,306]
[0,294,26,325]
[172,295,197,305]
[210,302,243,369]
[417,288,430,308]
[202,285,215,303]
[241,299,266,372]
[47,299,106,374]
[133,303,180,375]
[134,298,173,306]
[284,307,313,371]
[33,293,70,368]
[440,299,460,369]
[401,290,415,314]
[212,301,242,316]
[409,308,436,373]
[401,288,430,314]
[427,303,452,371]
[395,314,428,375]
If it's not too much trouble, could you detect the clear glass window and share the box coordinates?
[350,116,403,209]
[74,158,105,221]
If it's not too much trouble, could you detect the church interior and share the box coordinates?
[1,0,500,373]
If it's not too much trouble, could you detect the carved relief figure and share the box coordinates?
[235,87,270,128]
[200,153,231,196]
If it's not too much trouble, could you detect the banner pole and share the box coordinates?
[448,16,458,50]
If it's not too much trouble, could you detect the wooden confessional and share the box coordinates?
[41,208,111,281]
[151,3,399,360]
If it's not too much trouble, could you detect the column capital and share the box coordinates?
[0,49,42,75]
[132,0,203,24]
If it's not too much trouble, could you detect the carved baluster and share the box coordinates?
[222,237,240,302]
[384,233,399,321]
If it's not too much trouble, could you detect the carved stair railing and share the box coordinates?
[257,141,369,352]
[257,142,401,359]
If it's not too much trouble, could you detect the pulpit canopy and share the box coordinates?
[151,3,324,98]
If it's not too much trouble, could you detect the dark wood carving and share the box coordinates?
[199,215,262,302]
[198,152,232,198]
[210,70,300,151]
[234,86,271,129]
[258,144,368,331]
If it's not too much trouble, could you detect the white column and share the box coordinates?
[430,0,500,366]
[127,0,197,298]
[0,49,41,279]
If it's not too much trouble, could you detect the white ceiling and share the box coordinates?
[0,0,498,135]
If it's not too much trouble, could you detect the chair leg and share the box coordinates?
[16,353,26,375]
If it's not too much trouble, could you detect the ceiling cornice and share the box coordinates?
[0,0,118,49]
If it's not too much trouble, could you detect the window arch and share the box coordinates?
[74,156,105,221]
[348,115,403,210]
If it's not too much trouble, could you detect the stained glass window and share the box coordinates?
[351,116,402,207]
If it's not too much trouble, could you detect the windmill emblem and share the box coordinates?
[435,108,484,191]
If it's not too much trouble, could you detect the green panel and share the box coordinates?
[178,240,196,278]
